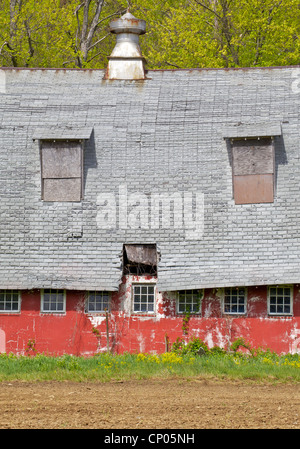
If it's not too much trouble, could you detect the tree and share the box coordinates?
[132,0,300,69]
[73,0,127,67]
[0,0,299,69]
[0,0,128,68]
[0,0,77,67]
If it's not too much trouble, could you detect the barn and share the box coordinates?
[0,11,300,355]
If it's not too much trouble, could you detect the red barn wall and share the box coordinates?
[0,276,300,356]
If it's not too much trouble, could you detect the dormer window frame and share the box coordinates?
[39,138,84,202]
[223,122,282,206]
[230,136,275,205]
[33,127,93,203]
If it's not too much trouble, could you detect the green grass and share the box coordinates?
[0,349,300,383]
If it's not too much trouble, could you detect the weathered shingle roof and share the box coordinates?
[33,126,93,140]
[223,121,282,139]
[0,66,300,291]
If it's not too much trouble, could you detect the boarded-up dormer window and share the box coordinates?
[123,244,157,275]
[41,141,83,202]
[231,138,274,204]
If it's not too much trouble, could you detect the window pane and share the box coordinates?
[178,290,201,314]
[89,302,95,311]
[133,285,155,313]
[4,302,11,311]
[42,290,64,312]
[284,304,291,314]
[223,288,245,314]
[269,287,291,315]
[87,291,110,312]
[191,303,198,313]
[270,304,276,313]
[0,290,20,312]
[269,287,292,315]
[148,303,154,312]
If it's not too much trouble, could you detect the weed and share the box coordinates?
[25,339,36,356]
[0,338,299,383]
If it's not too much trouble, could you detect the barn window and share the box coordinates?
[41,289,66,313]
[123,244,157,275]
[268,286,292,316]
[132,284,156,313]
[85,291,110,313]
[40,140,83,202]
[0,290,20,313]
[223,287,246,314]
[177,290,202,314]
[231,138,275,204]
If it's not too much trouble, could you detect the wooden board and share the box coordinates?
[233,174,274,204]
[41,142,82,179]
[43,178,82,202]
[232,139,274,176]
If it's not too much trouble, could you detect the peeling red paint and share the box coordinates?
[0,278,300,356]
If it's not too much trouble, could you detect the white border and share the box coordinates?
[131,282,156,315]
[267,285,293,316]
[41,289,66,314]
[222,287,247,315]
[0,290,21,314]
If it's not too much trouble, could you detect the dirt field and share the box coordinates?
[0,378,299,430]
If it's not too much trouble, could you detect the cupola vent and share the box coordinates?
[105,11,146,80]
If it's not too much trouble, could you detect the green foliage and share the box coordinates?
[132,0,300,69]
[230,337,254,356]
[181,311,190,335]
[0,0,127,68]
[0,0,77,67]
[0,0,299,69]
[0,346,300,382]
[172,336,210,355]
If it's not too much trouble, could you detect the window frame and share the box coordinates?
[0,290,21,313]
[177,290,203,315]
[223,287,247,315]
[268,285,293,316]
[132,283,156,314]
[40,139,84,202]
[85,291,111,314]
[231,137,275,205]
[41,289,66,314]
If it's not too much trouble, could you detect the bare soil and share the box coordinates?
[0,378,299,429]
